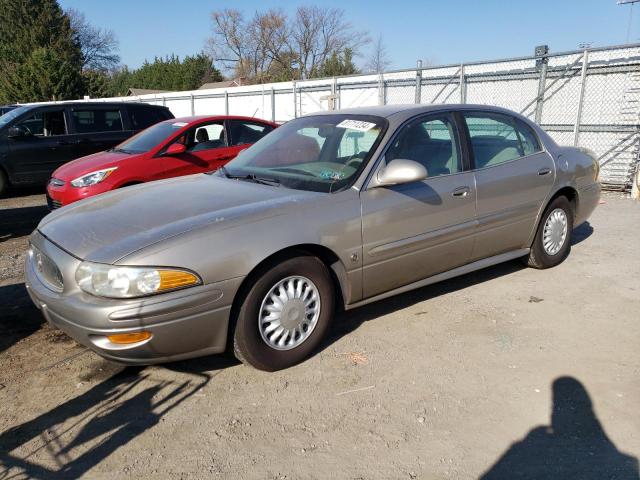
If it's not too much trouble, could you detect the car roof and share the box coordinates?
[305,103,528,120]
[19,102,169,110]
[170,115,277,125]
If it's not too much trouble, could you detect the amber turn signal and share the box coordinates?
[107,331,153,344]
[158,270,199,291]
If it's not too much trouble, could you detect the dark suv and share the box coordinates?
[0,102,173,195]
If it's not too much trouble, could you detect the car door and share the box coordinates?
[69,106,128,157]
[158,120,231,178]
[462,111,555,261]
[6,106,76,184]
[226,119,275,158]
[360,112,477,299]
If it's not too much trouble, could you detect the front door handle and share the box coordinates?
[538,168,552,176]
[451,186,471,198]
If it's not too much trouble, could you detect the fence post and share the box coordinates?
[378,73,385,105]
[190,93,195,115]
[224,91,229,115]
[573,50,589,146]
[459,64,466,103]
[331,77,338,110]
[534,47,549,124]
[292,81,297,118]
[271,87,276,122]
[415,60,423,104]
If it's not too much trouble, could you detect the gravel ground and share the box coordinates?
[0,189,638,479]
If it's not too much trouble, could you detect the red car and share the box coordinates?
[47,115,277,208]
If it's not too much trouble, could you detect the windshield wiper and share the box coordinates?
[219,166,280,187]
[108,147,134,154]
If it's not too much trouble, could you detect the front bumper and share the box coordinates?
[46,180,114,209]
[25,231,243,364]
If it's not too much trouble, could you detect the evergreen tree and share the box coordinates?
[0,0,84,102]
[317,49,359,78]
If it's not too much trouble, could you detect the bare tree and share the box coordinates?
[207,6,367,82]
[290,6,367,79]
[365,35,391,74]
[67,8,120,72]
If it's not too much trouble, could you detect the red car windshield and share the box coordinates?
[115,121,188,154]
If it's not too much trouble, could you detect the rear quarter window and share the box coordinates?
[128,106,171,130]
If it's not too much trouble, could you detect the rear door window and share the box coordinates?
[463,112,539,168]
[71,109,123,133]
[228,120,274,146]
[129,106,169,130]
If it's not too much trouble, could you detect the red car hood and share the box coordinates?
[52,150,144,181]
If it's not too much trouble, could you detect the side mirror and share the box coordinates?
[371,158,428,188]
[7,125,30,138]
[164,143,187,155]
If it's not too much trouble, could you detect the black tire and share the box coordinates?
[0,169,7,197]
[524,196,574,269]
[232,255,335,371]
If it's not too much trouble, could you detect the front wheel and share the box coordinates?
[232,255,335,371]
[524,196,574,269]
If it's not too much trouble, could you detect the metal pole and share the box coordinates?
[415,60,423,104]
[535,59,548,123]
[224,91,229,115]
[331,77,337,110]
[292,81,297,118]
[573,50,589,146]
[378,73,385,105]
[459,63,466,103]
[190,93,195,115]
[271,87,276,122]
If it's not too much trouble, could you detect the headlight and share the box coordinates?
[75,262,201,298]
[71,167,117,188]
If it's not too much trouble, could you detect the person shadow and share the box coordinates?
[481,376,639,480]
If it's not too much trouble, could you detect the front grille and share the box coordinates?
[30,244,64,292]
[46,195,62,210]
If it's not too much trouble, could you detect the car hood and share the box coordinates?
[52,150,143,181]
[38,174,321,264]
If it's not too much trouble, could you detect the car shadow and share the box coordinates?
[0,282,43,354]
[571,221,594,246]
[0,205,49,242]
[0,356,235,479]
[480,376,639,479]
[324,258,525,350]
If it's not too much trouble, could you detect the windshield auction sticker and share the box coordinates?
[336,119,377,132]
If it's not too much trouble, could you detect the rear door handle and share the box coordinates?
[538,168,552,176]
[451,186,471,198]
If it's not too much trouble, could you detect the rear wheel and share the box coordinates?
[524,196,574,269]
[0,169,7,197]
[232,255,334,371]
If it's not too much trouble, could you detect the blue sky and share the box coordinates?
[58,0,639,71]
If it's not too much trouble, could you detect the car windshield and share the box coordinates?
[0,105,31,128]
[221,114,386,193]
[115,120,187,153]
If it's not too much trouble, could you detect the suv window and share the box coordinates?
[228,120,273,146]
[129,106,170,130]
[387,114,461,177]
[72,109,123,133]
[464,112,540,168]
[16,109,67,137]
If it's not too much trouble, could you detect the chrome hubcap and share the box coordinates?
[542,208,568,256]
[258,276,320,350]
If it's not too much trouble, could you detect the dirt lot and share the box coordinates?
[0,189,638,479]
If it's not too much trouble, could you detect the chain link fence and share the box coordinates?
[93,43,640,190]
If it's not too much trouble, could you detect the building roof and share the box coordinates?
[126,88,169,96]
[198,79,244,90]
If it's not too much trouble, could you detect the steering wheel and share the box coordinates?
[345,151,367,169]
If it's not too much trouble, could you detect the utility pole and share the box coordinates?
[618,0,640,43]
